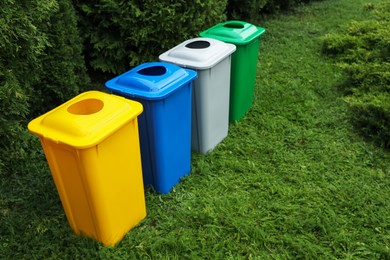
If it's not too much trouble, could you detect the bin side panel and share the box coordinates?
[137,83,192,194]
[81,120,146,246]
[229,39,260,122]
[137,101,158,189]
[192,58,231,153]
[40,139,96,237]
[39,120,146,246]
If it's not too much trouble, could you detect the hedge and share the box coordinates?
[1,0,328,174]
[74,0,325,75]
[227,0,324,22]
[227,0,268,22]
[0,0,88,174]
[73,0,228,74]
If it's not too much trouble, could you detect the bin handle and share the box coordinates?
[185,40,211,49]
[137,66,167,76]
[67,98,104,115]
[223,22,245,29]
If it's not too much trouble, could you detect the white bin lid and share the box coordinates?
[159,37,236,70]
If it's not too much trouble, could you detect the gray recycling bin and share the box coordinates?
[159,37,236,153]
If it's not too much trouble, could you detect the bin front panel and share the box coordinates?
[135,82,192,194]
[79,120,146,245]
[199,20,265,45]
[38,121,146,246]
[191,56,231,153]
[229,39,261,121]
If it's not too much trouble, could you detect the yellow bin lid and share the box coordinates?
[28,91,143,148]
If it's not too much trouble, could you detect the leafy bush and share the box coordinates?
[322,2,390,147]
[30,0,89,116]
[0,73,30,175]
[74,0,228,75]
[227,0,268,22]
[0,0,51,174]
[227,0,323,21]
[0,0,88,174]
[75,0,327,75]
[265,0,322,12]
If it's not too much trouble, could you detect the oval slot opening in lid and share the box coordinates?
[137,66,167,76]
[67,98,104,115]
[185,40,211,49]
[223,22,245,29]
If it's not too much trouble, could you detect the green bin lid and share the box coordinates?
[199,20,265,45]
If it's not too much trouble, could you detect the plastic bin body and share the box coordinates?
[28,91,146,246]
[159,38,236,153]
[191,59,231,153]
[105,62,196,194]
[199,21,265,122]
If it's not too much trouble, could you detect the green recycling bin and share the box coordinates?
[200,20,265,122]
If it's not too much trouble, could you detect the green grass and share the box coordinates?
[1,0,390,258]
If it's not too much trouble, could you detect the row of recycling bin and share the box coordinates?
[28,21,265,246]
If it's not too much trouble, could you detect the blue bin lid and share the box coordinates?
[105,62,197,100]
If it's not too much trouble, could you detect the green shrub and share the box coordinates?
[264,0,323,13]
[226,0,324,23]
[74,0,227,74]
[30,0,89,115]
[322,2,390,148]
[0,0,88,174]
[0,72,30,175]
[0,0,52,174]
[227,0,268,22]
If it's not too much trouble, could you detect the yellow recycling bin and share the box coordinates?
[28,91,146,246]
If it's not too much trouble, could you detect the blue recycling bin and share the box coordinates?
[105,62,197,194]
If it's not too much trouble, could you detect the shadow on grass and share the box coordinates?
[333,79,390,151]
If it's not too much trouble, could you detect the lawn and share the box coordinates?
[1,0,389,258]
